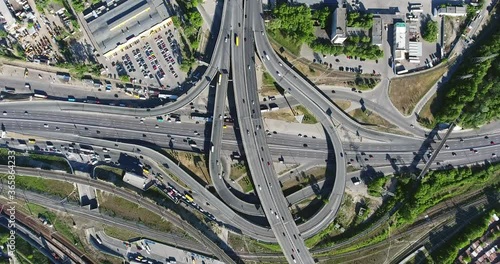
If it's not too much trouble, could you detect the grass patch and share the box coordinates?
[0,227,50,263]
[23,202,84,251]
[238,175,254,193]
[281,166,327,195]
[97,191,178,233]
[228,233,284,254]
[95,165,124,182]
[164,149,210,185]
[103,225,142,241]
[294,105,318,124]
[262,71,275,86]
[267,30,302,56]
[305,194,356,248]
[417,93,438,129]
[389,62,450,116]
[0,174,76,200]
[349,109,395,128]
[268,41,322,78]
[261,71,284,96]
[334,100,352,111]
[0,148,71,173]
[262,108,297,122]
[230,163,247,181]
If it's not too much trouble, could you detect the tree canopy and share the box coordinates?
[422,20,438,42]
[346,12,373,29]
[310,37,383,60]
[269,4,315,44]
[311,7,331,28]
[434,28,500,127]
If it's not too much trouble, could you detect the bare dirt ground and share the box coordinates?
[443,16,466,53]
[388,63,450,116]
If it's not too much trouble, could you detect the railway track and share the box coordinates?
[235,193,493,261]
[0,200,95,263]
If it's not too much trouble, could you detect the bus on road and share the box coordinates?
[235,35,239,46]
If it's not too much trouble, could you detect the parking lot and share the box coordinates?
[109,24,186,90]
[301,0,445,75]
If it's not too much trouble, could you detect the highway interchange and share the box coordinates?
[1,0,499,263]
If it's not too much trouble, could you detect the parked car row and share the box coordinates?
[132,48,153,79]
[155,35,178,78]
[121,54,136,73]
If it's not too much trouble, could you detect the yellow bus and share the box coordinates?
[218,73,222,85]
[185,194,194,202]
[235,36,239,46]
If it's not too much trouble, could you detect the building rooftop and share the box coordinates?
[438,5,467,15]
[394,22,406,50]
[408,41,422,57]
[330,6,347,44]
[123,172,150,190]
[371,16,382,46]
[86,0,170,55]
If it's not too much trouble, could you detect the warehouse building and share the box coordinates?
[437,5,467,16]
[123,172,151,190]
[393,22,407,61]
[83,0,172,57]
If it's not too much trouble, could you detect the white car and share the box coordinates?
[102,148,109,153]
[2,111,6,116]
[43,124,49,128]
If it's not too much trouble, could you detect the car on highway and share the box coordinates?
[43,124,49,128]
[2,111,6,116]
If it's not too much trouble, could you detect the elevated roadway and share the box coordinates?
[206,0,264,217]
[250,0,348,244]
[234,1,314,262]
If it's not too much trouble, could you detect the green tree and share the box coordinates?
[269,4,315,44]
[434,28,500,127]
[72,0,86,13]
[0,30,8,38]
[119,74,130,82]
[422,20,438,42]
[346,12,373,29]
[311,7,331,28]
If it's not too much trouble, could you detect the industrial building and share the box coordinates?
[123,172,151,190]
[437,5,467,16]
[393,22,407,61]
[330,6,347,44]
[83,0,172,57]
[371,16,382,46]
[408,41,422,63]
